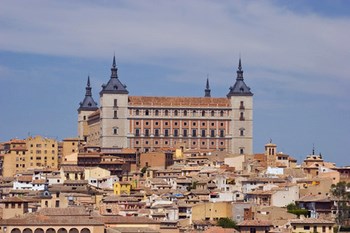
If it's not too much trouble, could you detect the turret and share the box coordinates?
[78,76,98,141]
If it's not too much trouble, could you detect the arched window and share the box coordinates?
[174,110,178,116]
[69,229,79,233]
[220,111,224,117]
[202,111,205,117]
[11,229,21,233]
[239,128,245,136]
[135,109,139,116]
[184,110,187,116]
[155,110,159,116]
[46,228,56,233]
[211,111,215,117]
[240,112,245,121]
[81,229,90,233]
[145,110,149,116]
[23,229,33,233]
[34,229,44,233]
[165,110,169,116]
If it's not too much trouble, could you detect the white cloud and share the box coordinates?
[0,0,349,99]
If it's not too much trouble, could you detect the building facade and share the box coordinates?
[78,57,253,155]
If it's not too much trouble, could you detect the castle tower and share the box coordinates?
[204,78,211,97]
[78,76,98,141]
[99,56,129,150]
[227,58,253,155]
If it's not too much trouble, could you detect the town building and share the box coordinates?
[78,57,253,155]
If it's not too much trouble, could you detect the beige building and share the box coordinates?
[61,138,80,160]
[2,136,60,177]
[2,139,27,177]
[25,136,59,170]
[289,218,335,233]
[78,57,254,155]
[191,202,232,222]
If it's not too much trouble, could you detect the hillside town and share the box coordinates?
[0,58,349,233]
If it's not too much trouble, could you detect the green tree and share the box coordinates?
[286,202,309,217]
[331,182,350,228]
[217,217,238,229]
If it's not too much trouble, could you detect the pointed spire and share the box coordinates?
[236,58,244,81]
[204,76,211,97]
[111,55,118,78]
[112,54,116,68]
[85,76,92,96]
[238,57,242,71]
[87,75,91,87]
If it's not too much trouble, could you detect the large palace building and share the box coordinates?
[78,56,253,155]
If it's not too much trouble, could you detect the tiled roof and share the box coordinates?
[17,176,33,182]
[238,220,273,226]
[204,226,239,233]
[61,165,85,172]
[0,214,103,226]
[97,216,160,224]
[289,218,335,224]
[129,96,231,108]
[38,207,90,216]
[0,197,29,203]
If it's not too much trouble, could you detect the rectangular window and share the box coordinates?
[201,129,206,137]
[164,129,169,137]
[220,130,224,137]
[211,130,215,137]
[113,127,118,135]
[183,129,188,137]
[135,129,140,136]
[113,110,118,118]
[304,226,310,230]
[192,129,197,137]
[145,129,149,136]
[155,129,159,137]
[114,99,118,107]
[174,129,178,137]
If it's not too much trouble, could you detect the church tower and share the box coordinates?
[99,56,129,150]
[227,58,253,155]
[78,76,98,142]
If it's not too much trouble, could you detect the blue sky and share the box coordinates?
[0,1,349,166]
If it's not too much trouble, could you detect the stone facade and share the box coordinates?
[78,57,253,155]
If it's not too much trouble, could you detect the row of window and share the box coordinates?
[135,140,226,146]
[134,109,228,117]
[135,121,226,127]
[114,111,246,121]
[113,128,246,136]
[30,144,56,148]
[134,129,226,137]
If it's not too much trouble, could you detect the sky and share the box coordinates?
[0,0,349,166]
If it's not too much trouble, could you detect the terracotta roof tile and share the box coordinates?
[129,96,231,108]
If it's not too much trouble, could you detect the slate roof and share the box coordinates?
[100,56,129,95]
[227,59,253,97]
[78,76,98,112]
